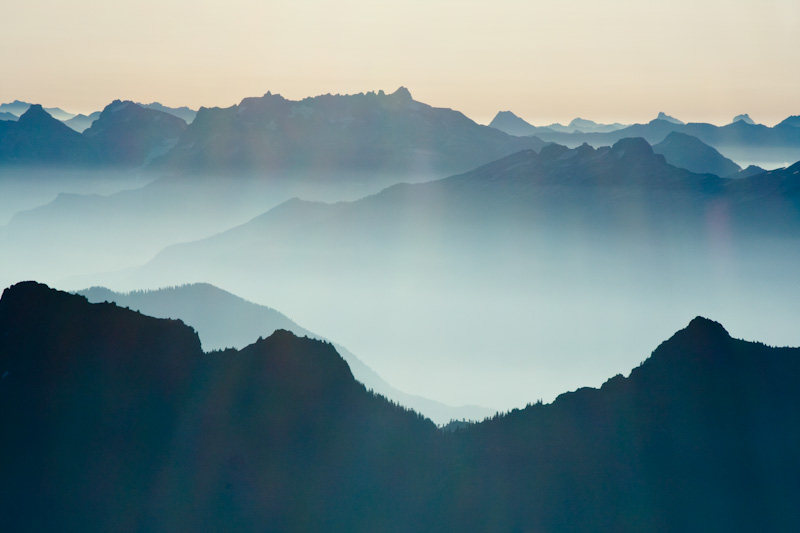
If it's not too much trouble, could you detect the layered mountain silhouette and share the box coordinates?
[0,102,186,167]
[154,87,545,176]
[0,104,89,165]
[2,282,799,531]
[77,284,494,424]
[522,115,800,168]
[0,100,75,121]
[0,111,17,122]
[63,111,101,133]
[653,131,741,177]
[123,137,800,408]
[489,110,628,135]
[0,90,543,177]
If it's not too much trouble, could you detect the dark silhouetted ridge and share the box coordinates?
[3,284,800,531]
[0,282,441,531]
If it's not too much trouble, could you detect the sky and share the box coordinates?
[2,0,798,126]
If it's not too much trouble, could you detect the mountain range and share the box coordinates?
[153,87,545,177]
[0,101,186,167]
[2,282,799,531]
[0,90,544,179]
[514,115,800,169]
[489,110,629,136]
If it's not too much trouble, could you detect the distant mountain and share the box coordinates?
[566,117,629,133]
[653,131,741,177]
[154,87,545,176]
[77,283,494,424]
[62,111,100,133]
[487,110,538,136]
[139,102,197,123]
[732,113,755,125]
[0,100,75,121]
[489,112,628,136]
[0,100,32,116]
[656,111,684,125]
[0,104,89,165]
[3,282,800,531]
[83,100,187,166]
[0,111,17,122]
[526,117,800,168]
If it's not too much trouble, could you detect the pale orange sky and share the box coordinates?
[2,0,798,126]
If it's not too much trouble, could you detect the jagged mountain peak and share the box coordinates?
[656,111,685,125]
[391,86,413,101]
[732,113,755,125]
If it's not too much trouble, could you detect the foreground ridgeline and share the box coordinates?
[1,283,799,531]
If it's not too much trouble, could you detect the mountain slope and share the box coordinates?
[487,110,539,136]
[653,131,741,176]
[77,283,494,423]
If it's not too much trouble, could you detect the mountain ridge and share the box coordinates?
[2,282,800,531]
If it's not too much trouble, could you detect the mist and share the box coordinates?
[25,140,797,412]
